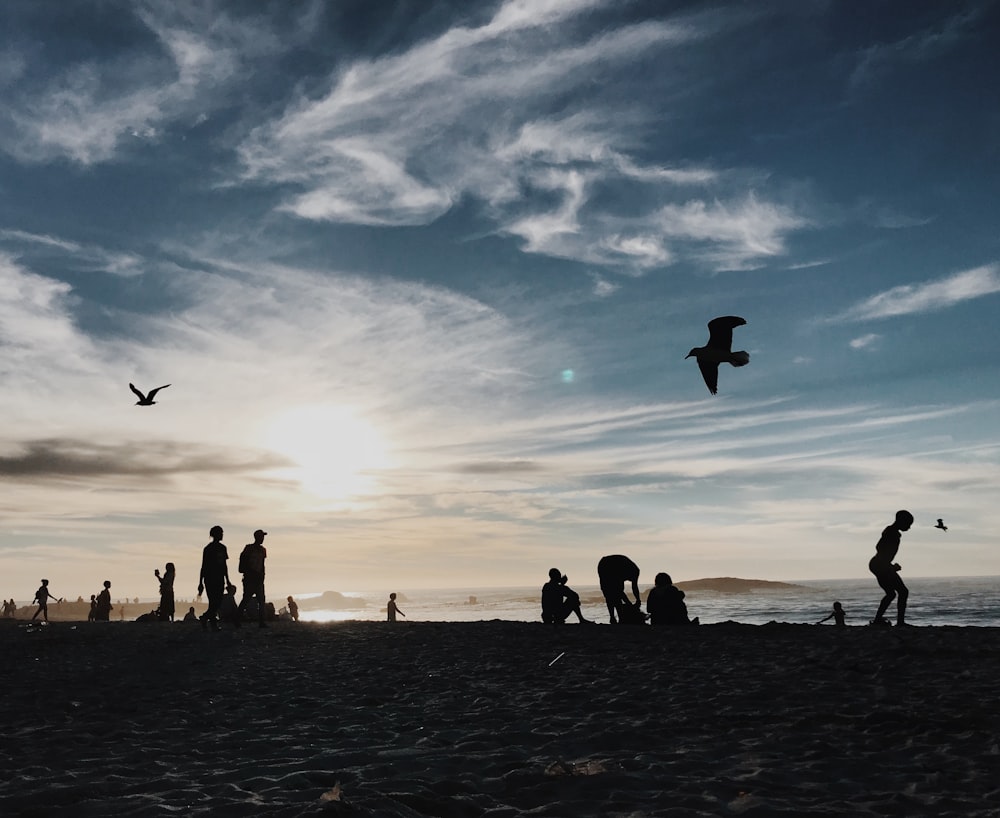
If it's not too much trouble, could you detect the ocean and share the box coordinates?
[295,576,1000,627]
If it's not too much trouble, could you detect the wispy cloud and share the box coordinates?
[849,333,880,350]
[848,7,987,92]
[834,264,1000,322]
[0,229,144,276]
[0,3,308,164]
[237,0,809,272]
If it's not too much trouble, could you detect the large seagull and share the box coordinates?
[686,316,750,395]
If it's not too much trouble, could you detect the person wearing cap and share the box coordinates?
[238,529,268,627]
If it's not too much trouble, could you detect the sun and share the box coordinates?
[265,405,390,500]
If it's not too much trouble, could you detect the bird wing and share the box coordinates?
[706,316,747,351]
[129,383,146,401]
[697,360,719,395]
[146,384,171,400]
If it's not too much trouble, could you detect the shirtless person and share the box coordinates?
[869,510,913,627]
[597,554,642,624]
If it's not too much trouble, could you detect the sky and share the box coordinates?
[1,0,999,600]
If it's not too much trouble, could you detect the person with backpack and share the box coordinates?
[238,529,268,628]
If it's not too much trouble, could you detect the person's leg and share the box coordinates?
[257,580,267,626]
[895,576,909,625]
[203,579,224,626]
[602,592,617,623]
[874,573,896,623]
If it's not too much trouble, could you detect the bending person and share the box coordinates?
[597,554,641,624]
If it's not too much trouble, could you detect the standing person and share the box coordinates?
[155,563,176,622]
[238,529,268,628]
[87,594,97,621]
[198,525,231,630]
[540,569,591,624]
[286,596,299,622]
[869,510,914,627]
[31,579,60,622]
[94,581,113,621]
[386,592,406,622]
[597,554,642,624]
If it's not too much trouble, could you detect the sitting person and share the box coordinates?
[541,568,592,624]
[646,573,698,626]
[182,606,198,622]
[218,583,241,626]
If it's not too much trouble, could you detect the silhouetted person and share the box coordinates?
[387,592,405,622]
[818,601,846,627]
[541,569,591,624]
[598,554,642,624]
[646,573,697,625]
[238,529,268,628]
[198,525,230,630]
[155,562,176,622]
[31,579,60,622]
[286,595,299,622]
[869,510,913,627]
[219,583,241,626]
[183,606,198,622]
[87,594,97,622]
[94,581,113,621]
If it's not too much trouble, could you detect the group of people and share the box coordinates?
[541,510,917,627]
[14,511,917,628]
[85,581,115,621]
[541,555,698,626]
[196,526,270,629]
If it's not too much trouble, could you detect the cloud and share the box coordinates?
[848,7,987,91]
[455,460,543,474]
[654,193,810,271]
[849,333,880,350]
[0,3,310,164]
[0,229,144,276]
[835,264,1000,322]
[237,0,809,272]
[0,438,283,482]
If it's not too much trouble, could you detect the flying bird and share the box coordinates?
[934,518,948,532]
[686,316,750,394]
[129,382,170,406]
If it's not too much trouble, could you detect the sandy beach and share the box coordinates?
[2,619,999,817]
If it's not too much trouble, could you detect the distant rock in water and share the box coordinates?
[676,577,805,594]
[298,591,367,610]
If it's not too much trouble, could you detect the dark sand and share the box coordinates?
[2,619,999,816]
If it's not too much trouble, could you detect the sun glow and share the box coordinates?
[265,405,391,500]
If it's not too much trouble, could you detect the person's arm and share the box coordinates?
[817,613,832,624]
[630,579,641,605]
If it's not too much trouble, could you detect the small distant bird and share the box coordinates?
[129,382,170,406]
[686,316,750,394]
[934,518,948,532]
